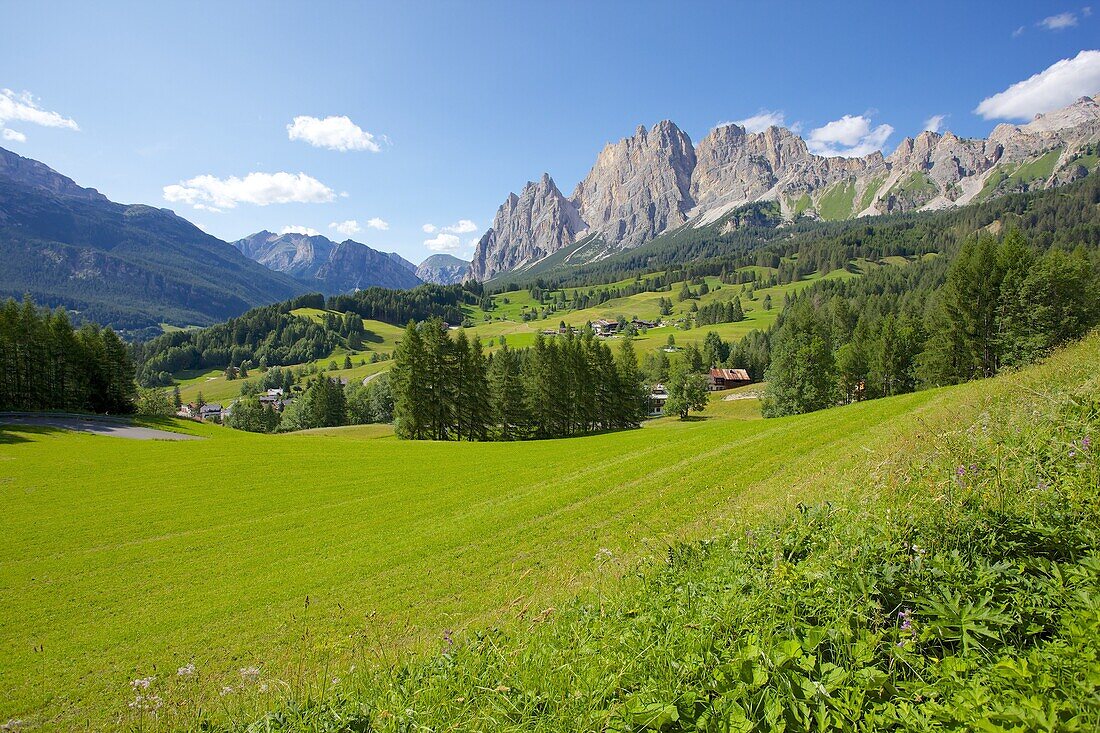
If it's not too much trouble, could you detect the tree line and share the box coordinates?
[0,297,135,413]
[762,229,1100,416]
[390,319,648,441]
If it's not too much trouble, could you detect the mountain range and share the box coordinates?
[0,146,466,334]
[468,94,1100,281]
[0,146,308,335]
[233,230,421,295]
[415,253,469,285]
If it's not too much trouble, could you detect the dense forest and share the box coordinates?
[326,283,476,326]
[0,297,136,413]
[390,319,649,441]
[758,228,1100,416]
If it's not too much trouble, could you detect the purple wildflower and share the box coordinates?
[956,465,966,476]
[1081,436,1091,450]
[898,609,913,632]
[442,629,454,650]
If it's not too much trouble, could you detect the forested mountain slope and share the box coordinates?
[0,147,308,336]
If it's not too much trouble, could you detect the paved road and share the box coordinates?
[0,414,202,440]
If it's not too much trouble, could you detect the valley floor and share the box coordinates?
[2,336,1098,728]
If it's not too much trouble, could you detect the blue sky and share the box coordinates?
[2,1,1099,264]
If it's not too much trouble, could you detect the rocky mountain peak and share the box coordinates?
[0,146,108,203]
[571,120,696,249]
[233,230,421,294]
[464,96,1100,281]
[467,173,584,281]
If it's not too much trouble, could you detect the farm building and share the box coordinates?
[708,368,751,391]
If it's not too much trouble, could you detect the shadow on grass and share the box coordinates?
[0,424,66,444]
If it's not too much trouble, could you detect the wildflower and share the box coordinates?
[1037,480,1049,491]
[442,629,454,649]
[595,547,614,563]
[176,663,195,677]
[956,465,966,476]
[130,676,154,691]
[219,686,235,697]
[2,720,24,731]
[898,609,913,632]
[239,666,261,681]
[1081,436,1091,450]
[911,544,925,556]
[332,677,340,685]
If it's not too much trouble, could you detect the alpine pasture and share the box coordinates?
[7,372,965,728]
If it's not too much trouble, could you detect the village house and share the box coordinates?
[592,318,621,337]
[199,403,223,422]
[648,384,669,416]
[708,368,752,391]
[631,317,659,329]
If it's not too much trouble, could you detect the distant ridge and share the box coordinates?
[0,146,308,336]
[416,253,469,285]
[233,231,423,295]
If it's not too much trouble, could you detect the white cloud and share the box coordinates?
[287,115,381,152]
[0,89,79,142]
[424,233,461,251]
[329,219,362,236]
[1012,25,1026,38]
[974,50,1100,120]
[442,218,477,234]
[422,223,437,233]
[1039,12,1077,30]
[732,110,786,133]
[1085,6,1093,17]
[280,225,320,236]
[366,217,389,231]
[923,114,947,133]
[806,114,894,157]
[163,171,336,210]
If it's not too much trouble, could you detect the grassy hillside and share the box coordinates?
[4,333,1098,728]
[296,334,1097,732]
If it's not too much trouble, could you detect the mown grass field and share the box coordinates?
[0,341,1066,729]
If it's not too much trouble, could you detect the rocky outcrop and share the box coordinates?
[416,254,469,285]
[690,124,885,221]
[467,174,584,281]
[234,231,422,294]
[466,95,1100,280]
[571,120,697,249]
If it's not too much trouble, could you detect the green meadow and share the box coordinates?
[6,327,1094,727]
[166,268,847,408]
